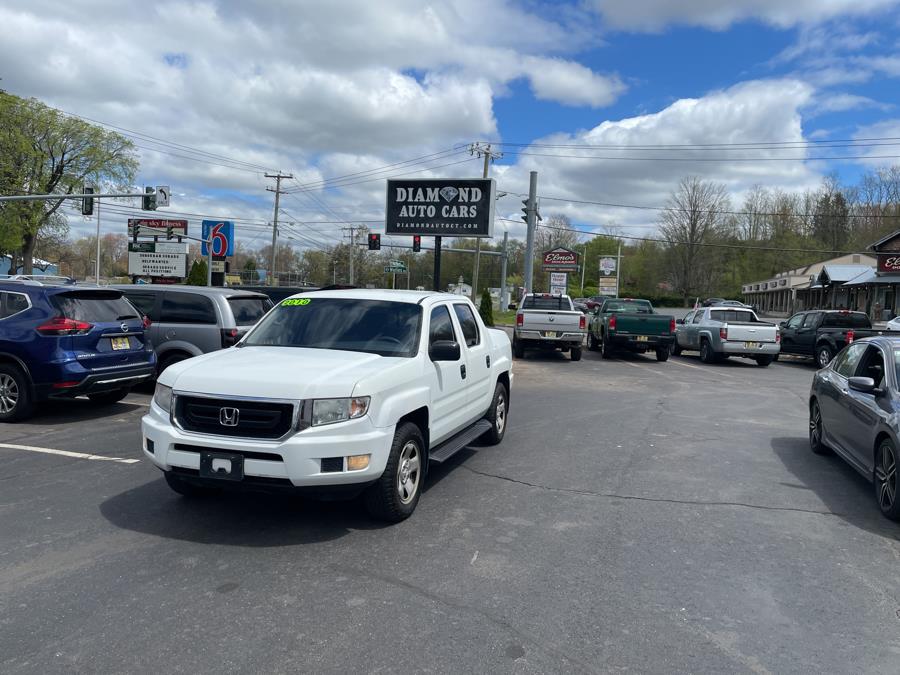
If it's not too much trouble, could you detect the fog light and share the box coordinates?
[346,454,370,471]
[145,438,155,455]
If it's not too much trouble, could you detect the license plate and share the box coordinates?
[744,341,760,349]
[542,331,557,338]
[636,335,649,342]
[199,451,244,481]
[110,337,130,350]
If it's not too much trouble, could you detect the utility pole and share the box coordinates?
[580,242,587,295]
[94,197,101,284]
[265,172,292,286]
[341,227,358,285]
[616,242,622,298]
[469,143,502,301]
[499,229,509,309]
[523,171,538,295]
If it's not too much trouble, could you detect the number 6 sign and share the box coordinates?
[201,220,234,257]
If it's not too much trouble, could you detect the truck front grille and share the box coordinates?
[173,396,296,439]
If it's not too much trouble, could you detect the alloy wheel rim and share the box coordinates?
[0,374,19,414]
[496,394,506,434]
[809,404,821,448]
[875,444,897,510]
[397,441,421,505]
[819,349,830,367]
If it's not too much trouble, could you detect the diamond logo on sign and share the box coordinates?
[439,186,459,202]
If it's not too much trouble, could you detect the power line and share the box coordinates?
[288,156,481,192]
[487,136,900,150]
[501,149,900,162]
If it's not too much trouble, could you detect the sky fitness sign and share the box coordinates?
[385,179,496,238]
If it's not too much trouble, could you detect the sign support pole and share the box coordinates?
[433,236,442,292]
[95,197,101,284]
[523,171,538,294]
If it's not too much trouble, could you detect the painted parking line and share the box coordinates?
[0,442,140,464]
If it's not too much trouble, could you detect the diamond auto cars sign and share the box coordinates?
[542,247,578,272]
[385,178,496,238]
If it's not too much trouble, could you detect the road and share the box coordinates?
[2,348,900,674]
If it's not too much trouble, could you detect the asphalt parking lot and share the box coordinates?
[3,348,900,674]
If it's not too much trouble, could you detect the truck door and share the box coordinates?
[452,302,492,422]
[780,313,804,354]
[426,304,471,445]
[797,312,821,355]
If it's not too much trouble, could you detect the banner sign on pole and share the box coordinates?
[385,179,496,238]
[127,252,187,277]
[599,257,617,275]
[542,247,578,272]
[201,220,234,257]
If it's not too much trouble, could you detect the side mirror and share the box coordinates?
[779,321,786,328]
[430,340,460,362]
[848,376,876,394]
[676,318,684,325]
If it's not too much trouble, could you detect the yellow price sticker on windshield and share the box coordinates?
[281,298,311,306]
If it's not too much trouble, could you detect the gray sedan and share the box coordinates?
[809,336,899,521]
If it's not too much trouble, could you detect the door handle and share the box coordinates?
[460,364,467,379]
[485,355,490,368]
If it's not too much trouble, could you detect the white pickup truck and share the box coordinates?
[513,293,586,361]
[142,290,512,522]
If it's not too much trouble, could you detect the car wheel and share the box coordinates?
[772,353,780,362]
[656,347,669,362]
[699,340,716,364]
[570,346,582,362]
[755,356,773,367]
[87,388,129,405]
[159,352,189,375]
[0,364,33,423]
[809,400,830,455]
[588,332,598,351]
[513,338,525,359]
[874,439,900,521]
[601,335,613,360]
[816,345,834,369]
[365,422,424,522]
[481,381,508,446]
[164,471,217,497]
[671,341,682,356]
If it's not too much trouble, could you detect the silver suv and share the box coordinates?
[112,285,273,374]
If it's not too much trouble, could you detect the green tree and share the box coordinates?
[478,287,494,327]
[0,92,138,274]
[186,258,208,286]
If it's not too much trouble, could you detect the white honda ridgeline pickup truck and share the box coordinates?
[142,290,512,522]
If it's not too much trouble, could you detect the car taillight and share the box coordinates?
[609,315,617,330]
[579,315,586,330]
[36,317,92,336]
[847,330,855,344]
[719,326,728,340]
[776,329,781,343]
[669,317,675,334]
[516,313,524,327]
[221,328,239,348]
[142,315,152,329]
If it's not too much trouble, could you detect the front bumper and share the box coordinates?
[721,341,780,356]
[141,400,395,488]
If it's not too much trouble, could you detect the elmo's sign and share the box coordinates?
[542,247,578,271]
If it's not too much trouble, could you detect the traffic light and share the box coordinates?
[521,198,529,222]
[368,233,381,251]
[166,223,174,240]
[81,186,94,216]
[142,186,157,211]
[131,223,141,243]
[412,235,421,252]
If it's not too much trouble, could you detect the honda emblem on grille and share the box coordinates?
[219,407,240,427]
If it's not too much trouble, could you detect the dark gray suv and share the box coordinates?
[112,285,273,374]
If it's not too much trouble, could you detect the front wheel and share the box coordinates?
[875,439,900,521]
[87,389,129,405]
[588,332,599,351]
[570,346,582,362]
[656,347,670,362]
[365,422,425,522]
[481,381,508,446]
[816,345,834,369]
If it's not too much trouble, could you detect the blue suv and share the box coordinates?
[0,280,156,421]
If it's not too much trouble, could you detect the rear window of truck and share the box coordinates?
[709,309,756,322]
[604,300,652,313]
[822,312,871,329]
[522,296,571,310]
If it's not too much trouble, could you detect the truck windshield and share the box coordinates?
[241,298,422,357]
[604,300,652,313]
[522,296,571,310]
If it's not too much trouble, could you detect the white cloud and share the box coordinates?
[852,119,900,167]
[591,0,900,31]
[807,93,892,115]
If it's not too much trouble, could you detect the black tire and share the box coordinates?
[0,363,33,422]
[772,353,780,362]
[513,338,525,359]
[755,356,773,367]
[699,339,716,364]
[809,399,830,455]
[816,344,834,369]
[164,471,217,497]
[570,346,582,362]
[481,381,508,446]
[671,341,682,356]
[365,422,425,522]
[656,347,669,362]
[588,332,599,351]
[158,352,189,375]
[600,335,613,360]
[87,388,129,405]
[874,438,900,521]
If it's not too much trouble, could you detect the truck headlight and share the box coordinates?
[311,397,370,426]
[153,383,173,413]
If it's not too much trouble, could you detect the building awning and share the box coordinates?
[844,272,900,286]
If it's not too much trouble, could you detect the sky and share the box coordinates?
[2,0,900,254]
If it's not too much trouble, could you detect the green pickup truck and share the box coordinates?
[587,298,676,361]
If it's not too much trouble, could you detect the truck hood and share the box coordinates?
[163,346,404,400]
